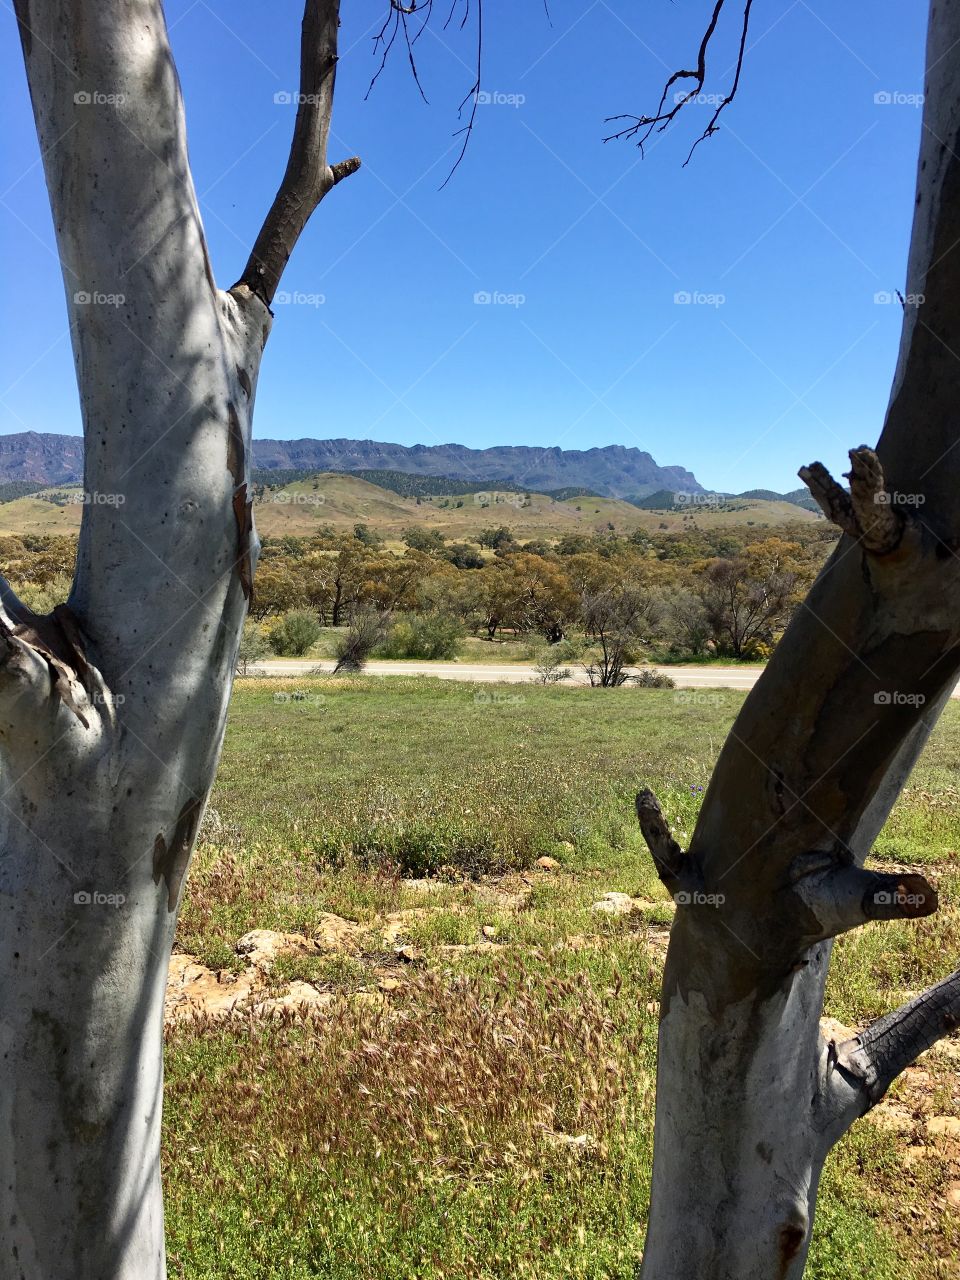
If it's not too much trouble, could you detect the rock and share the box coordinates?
[164,953,256,1025]
[592,892,640,916]
[481,924,497,939]
[313,912,365,952]
[545,1131,597,1154]
[378,976,403,993]
[946,1182,960,1209]
[254,982,333,1019]
[536,856,560,871]
[928,1116,960,1139]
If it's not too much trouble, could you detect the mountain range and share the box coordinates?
[0,433,700,499]
[0,431,814,508]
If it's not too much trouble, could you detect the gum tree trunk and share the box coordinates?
[638,5,960,1276]
[1,2,356,1276]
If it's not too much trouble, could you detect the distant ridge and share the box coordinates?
[250,438,702,499]
[0,431,812,507]
[0,432,701,499]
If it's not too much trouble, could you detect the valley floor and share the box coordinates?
[163,678,960,1279]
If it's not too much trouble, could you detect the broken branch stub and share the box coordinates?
[635,789,688,893]
[799,445,905,554]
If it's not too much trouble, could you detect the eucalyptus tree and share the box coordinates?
[3,1,357,1274]
[631,4,960,1274]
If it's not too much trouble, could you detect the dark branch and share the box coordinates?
[835,966,960,1107]
[235,0,361,308]
[604,0,753,160]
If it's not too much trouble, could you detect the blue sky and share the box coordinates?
[0,1,928,492]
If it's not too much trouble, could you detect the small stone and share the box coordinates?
[481,925,497,939]
[926,1116,960,1139]
[592,892,640,916]
[536,856,560,871]
[946,1183,960,1209]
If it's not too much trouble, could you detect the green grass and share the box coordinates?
[163,677,960,1278]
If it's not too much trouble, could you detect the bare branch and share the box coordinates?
[235,0,361,308]
[604,0,753,161]
[790,849,937,942]
[635,788,689,893]
[833,967,960,1111]
[799,446,905,554]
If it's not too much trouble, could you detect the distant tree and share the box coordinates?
[403,526,446,553]
[444,542,485,569]
[581,585,659,687]
[353,522,382,547]
[477,525,515,551]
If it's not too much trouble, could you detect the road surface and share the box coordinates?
[251,659,763,689]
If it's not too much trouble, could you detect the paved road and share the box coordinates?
[251,659,763,690]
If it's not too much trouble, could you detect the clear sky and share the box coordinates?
[0,1,928,493]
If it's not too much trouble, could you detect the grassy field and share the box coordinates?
[0,472,819,539]
[164,678,960,1279]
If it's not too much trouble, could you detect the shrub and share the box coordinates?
[632,668,676,689]
[333,608,390,673]
[236,619,269,674]
[376,612,463,661]
[268,610,321,657]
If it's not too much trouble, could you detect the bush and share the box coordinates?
[376,612,463,661]
[333,609,389,673]
[268,610,321,657]
[632,668,676,689]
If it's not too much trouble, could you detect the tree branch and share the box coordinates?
[799,445,906,554]
[604,0,753,161]
[635,788,691,894]
[832,968,960,1112]
[234,0,361,308]
[790,849,937,942]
